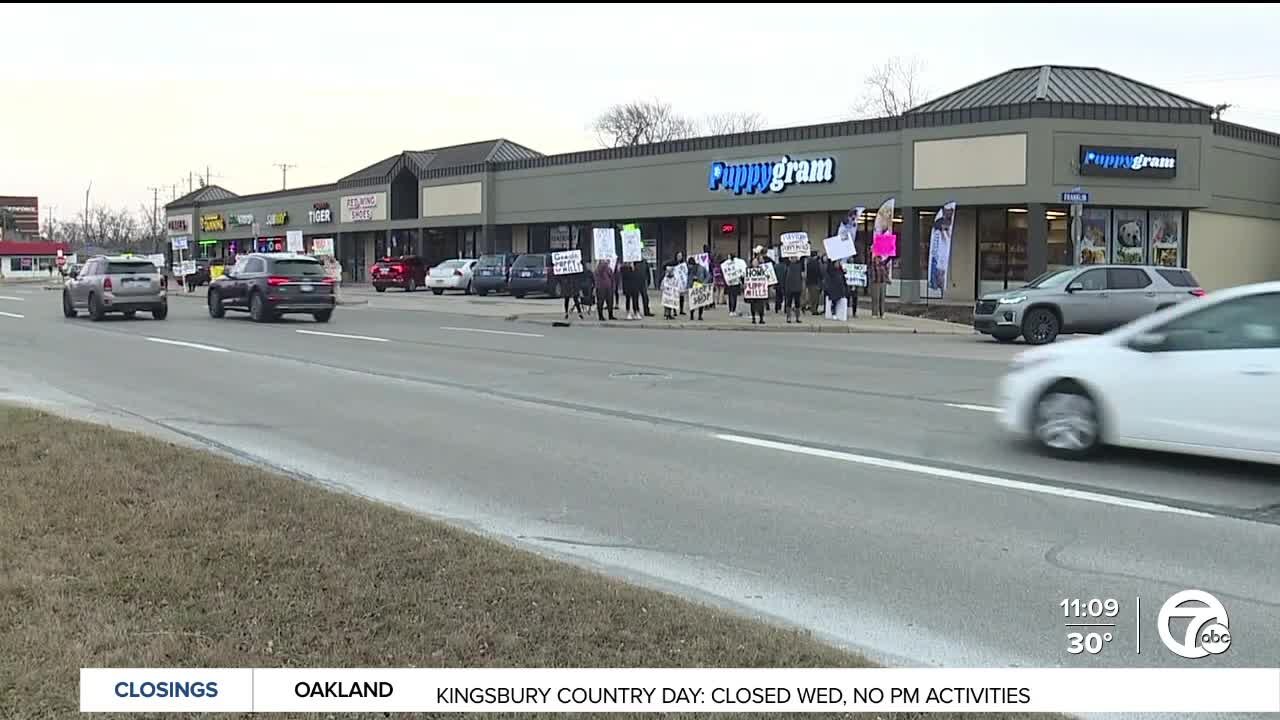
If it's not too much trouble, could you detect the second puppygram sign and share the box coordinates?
[780,232,810,258]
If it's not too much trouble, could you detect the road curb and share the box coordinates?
[506,315,976,335]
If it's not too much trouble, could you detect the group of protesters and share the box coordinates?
[558,243,891,324]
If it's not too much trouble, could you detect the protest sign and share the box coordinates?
[552,249,583,275]
[695,252,711,271]
[593,228,617,266]
[744,268,769,300]
[780,232,810,258]
[661,282,680,310]
[174,260,197,277]
[762,262,777,286]
[286,230,304,253]
[170,236,189,251]
[671,262,688,289]
[824,234,855,261]
[872,232,897,258]
[845,263,868,287]
[720,258,745,284]
[621,229,643,262]
[689,283,713,309]
[311,237,334,256]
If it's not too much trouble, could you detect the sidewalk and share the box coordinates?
[513,304,971,334]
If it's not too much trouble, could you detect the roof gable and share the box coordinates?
[908,65,1211,114]
[164,184,239,209]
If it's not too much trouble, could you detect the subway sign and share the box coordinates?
[709,155,836,195]
[1079,146,1177,178]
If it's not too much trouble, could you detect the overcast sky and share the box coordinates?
[4,3,1278,221]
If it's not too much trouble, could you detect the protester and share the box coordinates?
[638,256,654,317]
[773,251,788,314]
[748,257,767,325]
[869,254,889,318]
[723,251,744,317]
[805,250,823,315]
[662,266,678,320]
[562,266,583,320]
[712,254,726,307]
[665,251,687,316]
[784,256,805,323]
[686,255,709,321]
[622,261,644,320]
[594,259,617,321]
[825,258,849,321]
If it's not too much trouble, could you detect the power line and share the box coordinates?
[273,162,297,190]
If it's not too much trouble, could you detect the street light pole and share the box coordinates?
[83,181,92,248]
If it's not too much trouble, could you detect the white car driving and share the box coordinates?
[998,281,1280,464]
[426,259,477,295]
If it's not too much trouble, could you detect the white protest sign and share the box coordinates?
[689,283,713,309]
[695,253,711,271]
[824,234,856,261]
[552,249,583,275]
[621,229,643,262]
[311,237,334,256]
[845,263,868,287]
[286,230,304,253]
[146,253,166,269]
[762,262,777,286]
[641,242,657,263]
[781,232,810,258]
[593,228,617,266]
[671,263,688,289]
[661,282,680,310]
[174,260,197,277]
[721,259,744,285]
[170,236,189,251]
[744,268,769,300]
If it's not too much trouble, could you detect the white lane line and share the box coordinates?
[946,403,1001,413]
[439,326,544,338]
[0,311,25,319]
[714,433,1215,519]
[296,329,389,343]
[145,337,229,353]
[0,295,25,301]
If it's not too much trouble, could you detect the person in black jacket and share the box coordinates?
[621,261,645,320]
[561,268,583,319]
[784,257,805,323]
[824,259,849,321]
[805,251,824,315]
[773,252,788,314]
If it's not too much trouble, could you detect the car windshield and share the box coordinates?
[477,255,505,267]
[1023,269,1075,289]
[1156,268,1199,287]
[107,261,156,274]
[513,255,545,267]
[272,259,325,278]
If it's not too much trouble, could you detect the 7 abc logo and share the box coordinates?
[1158,589,1231,659]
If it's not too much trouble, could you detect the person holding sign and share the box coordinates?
[622,261,645,320]
[869,254,889,319]
[593,259,617,321]
[784,256,805,323]
[745,258,768,325]
[721,252,745,317]
[824,258,849,322]
[562,269,583,320]
[685,256,709,321]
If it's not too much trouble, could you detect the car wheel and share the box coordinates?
[249,292,272,323]
[151,303,168,321]
[62,290,77,319]
[313,309,333,323]
[123,311,137,319]
[432,288,444,296]
[208,289,225,318]
[992,332,1019,344]
[1032,381,1102,459]
[375,285,386,293]
[477,289,488,297]
[512,291,526,299]
[1021,308,1060,345]
[88,293,105,322]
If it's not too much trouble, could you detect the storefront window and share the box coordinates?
[711,217,743,260]
[1149,210,1182,267]
[1112,209,1147,265]
[1077,208,1110,265]
[977,208,1028,293]
[916,209,935,279]
[1046,209,1071,271]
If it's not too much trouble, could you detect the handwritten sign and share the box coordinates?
[744,268,769,300]
[824,234,856,261]
[671,263,688,289]
[311,237,334,256]
[721,259,745,284]
[762,262,777,286]
[174,260,197,277]
[621,229,643,262]
[170,236,189,251]
[695,253,711,271]
[872,232,898,258]
[781,232,810,258]
[286,230,304,253]
[661,282,680,310]
[689,283,713,309]
[593,228,617,266]
[845,263,868,287]
[552,249,583,275]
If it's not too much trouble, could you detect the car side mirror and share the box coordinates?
[1129,332,1167,353]
[1066,281,1084,293]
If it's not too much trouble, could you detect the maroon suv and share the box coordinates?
[371,256,428,292]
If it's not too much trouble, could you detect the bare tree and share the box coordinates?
[592,100,699,147]
[851,56,930,118]
[702,111,765,136]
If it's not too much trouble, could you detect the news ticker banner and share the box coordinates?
[82,668,1280,713]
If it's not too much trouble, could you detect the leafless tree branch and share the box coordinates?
[592,100,699,147]
[851,56,930,118]
[702,111,765,136]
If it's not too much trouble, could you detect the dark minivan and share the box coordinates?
[471,253,519,296]
[208,253,336,323]
[508,253,564,298]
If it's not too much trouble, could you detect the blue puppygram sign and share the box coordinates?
[1078,146,1177,178]
[708,155,835,195]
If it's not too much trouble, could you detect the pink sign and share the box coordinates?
[872,232,897,258]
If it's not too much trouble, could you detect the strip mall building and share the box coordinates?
[165,65,1280,299]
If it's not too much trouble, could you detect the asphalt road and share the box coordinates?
[1,287,1277,675]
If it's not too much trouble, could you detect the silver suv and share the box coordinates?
[63,255,168,321]
[974,265,1203,345]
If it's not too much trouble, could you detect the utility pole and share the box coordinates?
[274,162,296,190]
[147,186,162,253]
[84,181,92,248]
[187,172,194,193]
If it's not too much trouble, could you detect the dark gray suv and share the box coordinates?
[207,253,335,323]
[974,265,1204,345]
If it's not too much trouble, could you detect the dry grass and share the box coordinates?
[0,405,1053,720]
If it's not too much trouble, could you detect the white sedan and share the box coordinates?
[998,281,1280,464]
[426,259,477,295]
